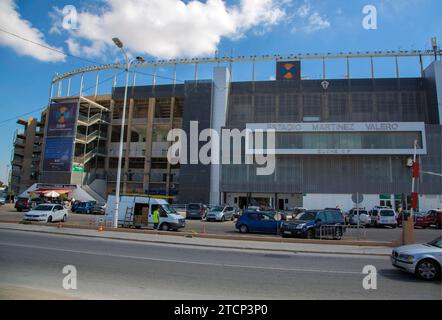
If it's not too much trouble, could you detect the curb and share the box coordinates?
[0,223,392,257]
[0,219,394,247]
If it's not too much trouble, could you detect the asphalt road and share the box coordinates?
[0,228,440,300]
[1,205,440,243]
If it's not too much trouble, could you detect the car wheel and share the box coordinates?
[307,229,315,239]
[415,259,440,281]
[47,216,52,223]
[62,214,67,222]
[17,208,22,212]
[221,216,225,222]
[160,223,170,231]
[239,225,248,233]
[392,225,397,229]
[438,223,442,230]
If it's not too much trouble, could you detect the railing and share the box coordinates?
[78,113,107,126]
[74,147,107,164]
[319,224,366,240]
[76,130,107,144]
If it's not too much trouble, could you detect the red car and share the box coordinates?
[399,210,442,229]
[423,210,442,229]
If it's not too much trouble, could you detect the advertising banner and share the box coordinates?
[46,102,78,137]
[42,137,74,172]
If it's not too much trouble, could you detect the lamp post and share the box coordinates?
[112,37,144,228]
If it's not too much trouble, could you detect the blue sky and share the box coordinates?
[0,0,441,183]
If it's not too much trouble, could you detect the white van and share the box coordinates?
[105,195,185,231]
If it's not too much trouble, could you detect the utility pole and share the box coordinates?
[403,140,418,245]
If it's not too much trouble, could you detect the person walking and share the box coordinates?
[153,207,160,230]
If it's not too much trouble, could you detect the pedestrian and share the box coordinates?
[153,206,160,230]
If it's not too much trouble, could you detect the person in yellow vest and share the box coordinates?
[152,207,160,230]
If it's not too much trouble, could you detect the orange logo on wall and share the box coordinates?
[55,106,70,124]
[281,63,296,79]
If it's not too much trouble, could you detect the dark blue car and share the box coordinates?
[74,201,96,214]
[280,210,345,239]
[235,211,283,234]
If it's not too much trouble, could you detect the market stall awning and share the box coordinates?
[30,188,73,195]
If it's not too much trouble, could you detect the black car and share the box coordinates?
[15,197,45,212]
[91,203,106,215]
[280,209,345,239]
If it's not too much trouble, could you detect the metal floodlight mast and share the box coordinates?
[112,37,144,229]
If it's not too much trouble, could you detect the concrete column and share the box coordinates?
[166,97,175,196]
[123,98,134,193]
[104,99,114,177]
[143,98,155,192]
[210,67,230,205]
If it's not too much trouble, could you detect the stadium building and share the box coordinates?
[13,48,442,211]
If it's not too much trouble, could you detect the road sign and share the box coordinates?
[352,193,364,204]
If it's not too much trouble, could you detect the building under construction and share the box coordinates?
[11,47,442,211]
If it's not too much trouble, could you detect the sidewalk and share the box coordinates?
[0,222,393,256]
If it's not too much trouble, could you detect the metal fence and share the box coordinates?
[319,224,366,240]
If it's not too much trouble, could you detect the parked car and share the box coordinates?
[75,201,97,214]
[287,207,306,220]
[425,209,442,229]
[91,203,106,215]
[280,209,345,239]
[235,210,282,234]
[206,205,236,222]
[186,203,207,220]
[391,236,442,281]
[23,204,68,223]
[269,210,288,221]
[70,200,81,212]
[369,207,397,228]
[232,206,242,219]
[0,197,6,205]
[347,209,371,226]
[15,197,45,212]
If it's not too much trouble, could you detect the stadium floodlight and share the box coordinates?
[111,37,144,229]
[112,37,124,49]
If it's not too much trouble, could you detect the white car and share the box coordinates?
[369,207,397,228]
[391,237,442,281]
[23,204,68,223]
[0,197,6,205]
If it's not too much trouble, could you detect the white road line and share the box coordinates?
[0,242,364,275]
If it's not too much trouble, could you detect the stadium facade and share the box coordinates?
[11,52,442,211]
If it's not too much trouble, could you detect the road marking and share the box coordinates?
[0,242,365,275]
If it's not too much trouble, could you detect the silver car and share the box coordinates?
[391,237,442,281]
[206,205,235,222]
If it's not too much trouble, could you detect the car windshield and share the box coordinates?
[188,204,200,210]
[427,237,442,248]
[295,211,317,221]
[161,204,177,214]
[211,206,224,212]
[33,205,53,211]
[380,210,395,216]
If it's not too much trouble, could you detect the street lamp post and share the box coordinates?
[112,37,144,228]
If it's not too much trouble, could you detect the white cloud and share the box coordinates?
[296,3,310,17]
[0,0,65,62]
[289,1,331,34]
[305,11,330,32]
[54,0,286,59]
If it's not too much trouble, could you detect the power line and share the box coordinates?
[0,27,100,65]
[0,71,126,128]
